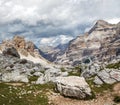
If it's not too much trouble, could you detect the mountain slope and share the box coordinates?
[54,20,120,65]
[39,43,69,62]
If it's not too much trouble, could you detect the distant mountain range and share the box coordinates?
[0,20,120,66]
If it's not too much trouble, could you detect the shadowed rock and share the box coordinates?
[2,47,20,58]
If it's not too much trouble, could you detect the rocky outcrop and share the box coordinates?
[53,20,120,65]
[13,36,25,49]
[0,36,39,58]
[55,76,92,99]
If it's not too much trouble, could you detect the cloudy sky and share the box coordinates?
[0,0,120,46]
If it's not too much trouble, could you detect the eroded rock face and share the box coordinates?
[13,36,25,49]
[0,36,39,57]
[55,76,92,99]
[25,41,35,52]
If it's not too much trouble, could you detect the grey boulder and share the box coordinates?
[55,76,92,99]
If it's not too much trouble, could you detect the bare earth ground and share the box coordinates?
[5,83,24,86]
[48,83,120,105]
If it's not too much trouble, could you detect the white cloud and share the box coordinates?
[0,0,120,26]
[39,35,73,46]
[106,18,120,24]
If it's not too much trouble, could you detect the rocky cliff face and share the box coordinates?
[0,36,47,64]
[1,36,37,57]
[54,20,120,65]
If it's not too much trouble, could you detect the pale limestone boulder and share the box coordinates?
[55,76,92,99]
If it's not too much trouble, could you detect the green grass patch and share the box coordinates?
[68,71,80,76]
[60,66,82,76]
[28,76,39,83]
[68,66,82,76]
[0,82,55,105]
[113,96,120,103]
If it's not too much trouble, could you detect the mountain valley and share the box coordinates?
[0,20,120,105]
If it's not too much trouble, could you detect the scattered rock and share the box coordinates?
[33,72,43,76]
[0,53,45,83]
[44,68,62,82]
[19,59,27,64]
[36,75,45,84]
[94,69,120,84]
[2,70,28,83]
[61,72,68,77]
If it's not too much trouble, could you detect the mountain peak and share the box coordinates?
[88,20,114,34]
[96,20,108,25]
[95,19,113,27]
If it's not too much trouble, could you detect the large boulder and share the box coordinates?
[55,76,92,99]
[95,70,116,84]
